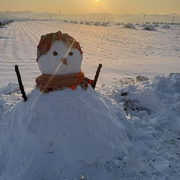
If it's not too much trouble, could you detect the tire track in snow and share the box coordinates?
[0,23,22,86]
[13,22,41,86]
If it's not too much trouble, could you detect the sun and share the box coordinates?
[95,0,98,1]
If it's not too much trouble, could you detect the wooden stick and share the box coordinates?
[92,64,102,89]
[15,65,27,101]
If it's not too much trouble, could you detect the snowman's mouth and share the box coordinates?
[61,58,67,65]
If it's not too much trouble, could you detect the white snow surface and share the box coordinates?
[0,21,180,180]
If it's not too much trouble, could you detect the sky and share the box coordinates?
[0,0,180,14]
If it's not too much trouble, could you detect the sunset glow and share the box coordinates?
[0,0,179,14]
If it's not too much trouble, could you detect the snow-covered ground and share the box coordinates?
[0,21,179,89]
[0,21,180,180]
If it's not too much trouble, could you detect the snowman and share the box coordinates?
[36,31,92,93]
[0,31,130,180]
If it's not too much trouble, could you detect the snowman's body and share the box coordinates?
[0,86,128,180]
[38,41,83,75]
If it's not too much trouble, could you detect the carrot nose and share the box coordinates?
[61,58,67,65]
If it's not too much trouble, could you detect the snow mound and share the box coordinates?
[85,21,91,25]
[107,73,180,180]
[140,24,146,27]
[93,22,101,26]
[1,74,180,180]
[0,83,21,114]
[154,24,159,27]
[0,86,132,180]
[101,22,108,27]
[123,23,136,29]
[0,83,19,95]
[135,23,140,26]
[136,75,150,82]
[143,25,157,31]
[111,73,180,117]
[162,24,170,29]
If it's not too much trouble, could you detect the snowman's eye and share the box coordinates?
[53,51,58,56]
[69,52,73,56]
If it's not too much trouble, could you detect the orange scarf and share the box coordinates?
[36,71,84,93]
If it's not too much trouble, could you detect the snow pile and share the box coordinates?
[101,22,108,27]
[93,22,101,26]
[110,73,180,117]
[107,73,180,179]
[0,85,133,180]
[123,23,136,29]
[143,25,157,31]
[0,73,180,179]
[140,24,146,27]
[85,21,91,25]
[0,83,21,115]
[154,24,159,27]
[162,24,170,29]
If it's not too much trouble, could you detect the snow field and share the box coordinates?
[0,21,179,89]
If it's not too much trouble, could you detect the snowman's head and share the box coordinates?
[36,31,83,75]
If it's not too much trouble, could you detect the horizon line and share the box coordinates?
[0,11,179,16]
